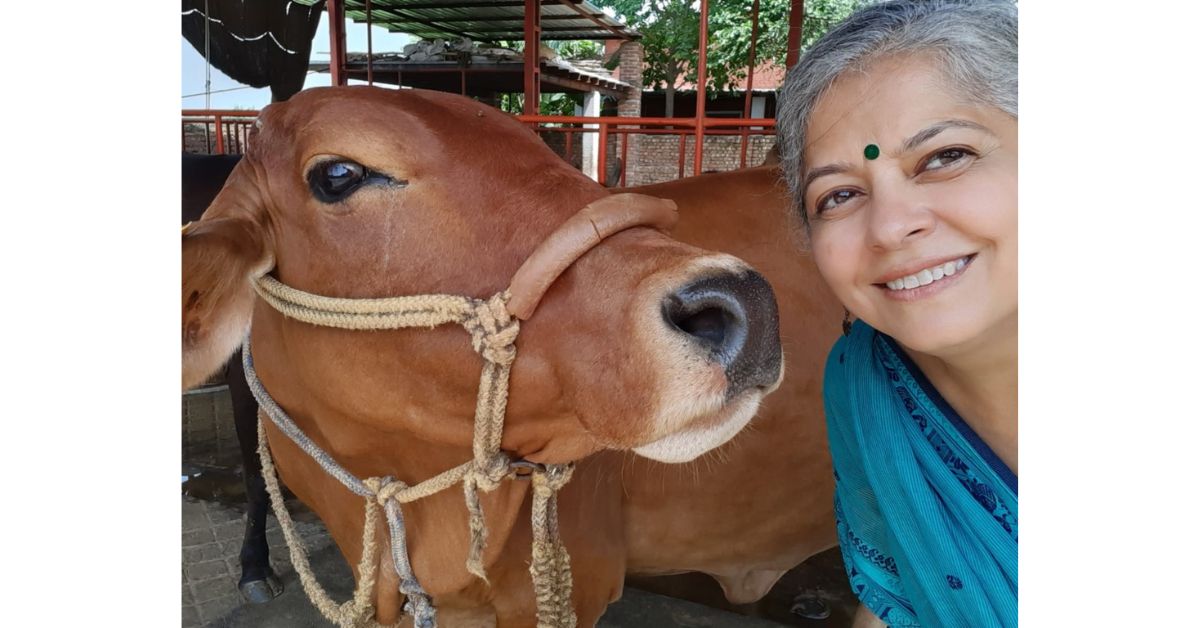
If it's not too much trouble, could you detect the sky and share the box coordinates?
[181,12,415,110]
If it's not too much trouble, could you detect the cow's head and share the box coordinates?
[183,86,781,465]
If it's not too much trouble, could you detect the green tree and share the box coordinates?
[599,0,872,116]
[548,39,603,59]
[497,92,583,116]
[602,0,697,117]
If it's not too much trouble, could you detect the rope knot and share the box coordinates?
[541,463,575,492]
[477,452,513,490]
[364,476,411,506]
[467,292,519,365]
[362,476,386,495]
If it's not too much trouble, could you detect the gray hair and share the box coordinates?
[777,0,1018,226]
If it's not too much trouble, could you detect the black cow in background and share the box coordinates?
[183,153,241,219]
[182,0,327,603]
[183,152,281,603]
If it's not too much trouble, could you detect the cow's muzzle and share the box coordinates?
[663,269,782,398]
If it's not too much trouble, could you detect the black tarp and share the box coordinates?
[182,0,326,102]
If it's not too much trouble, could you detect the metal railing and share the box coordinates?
[519,115,777,186]
[182,110,258,155]
[182,110,776,186]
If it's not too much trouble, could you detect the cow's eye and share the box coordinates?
[308,160,367,203]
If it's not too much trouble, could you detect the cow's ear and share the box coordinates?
[182,181,273,390]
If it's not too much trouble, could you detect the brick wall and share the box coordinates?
[539,130,624,187]
[628,134,776,187]
[183,124,216,154]
[182,388,242,470]
[615,41,643,185]
[183,123,252,154]
[616,41,643,115]
[539,131,583,170]
[533,130,774,188]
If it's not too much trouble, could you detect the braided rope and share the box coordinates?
[383,498,436,628]
[245,276,577,627]
[531,465,577,628]
[253,274,475,331]
[258,420,398,628]
[244,344,374,498]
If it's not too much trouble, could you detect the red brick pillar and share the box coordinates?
[614,40,643,186]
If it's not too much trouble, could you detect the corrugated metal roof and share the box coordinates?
[343,0,638,42]
[319,52,633,97]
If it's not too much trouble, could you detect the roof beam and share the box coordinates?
[344,0,635,39]
[395,31,616,40]
[540,72,625,98]
[323,61,629,95]
[354,7,493,40]
[553,0,630,40]
[375,24,610,34]
[347,0,558,10]
[358,8,601,44]
[351,13,603,24]
[333,67,626,97]
[523,0,540,115]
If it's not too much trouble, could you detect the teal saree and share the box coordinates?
[824,321,1017,627]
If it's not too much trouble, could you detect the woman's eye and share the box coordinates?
[815,189,860,214]
[920,147,974,172]
[308,160,367,203]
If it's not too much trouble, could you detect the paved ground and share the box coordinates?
[182,492,820,628]
[182,387,856,627]
[182,490,803,628]
[182,494,347,627]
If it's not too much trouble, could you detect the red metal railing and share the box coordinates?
[182,110,258,155]
[181,110,776,186]
[518,115,777,186]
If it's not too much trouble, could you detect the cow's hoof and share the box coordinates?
[239,574,284,604]
[790,592,831,620]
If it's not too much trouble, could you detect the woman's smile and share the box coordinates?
[875,253,977,302]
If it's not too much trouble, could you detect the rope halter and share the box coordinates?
[241,193,678,628]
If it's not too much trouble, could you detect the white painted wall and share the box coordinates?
[580,91,601,182]
[751,95,766,130]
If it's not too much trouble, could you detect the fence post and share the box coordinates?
[597,123,608,187]
[214,114,225,154]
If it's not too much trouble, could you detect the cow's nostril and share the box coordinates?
[672,306,730,346]
[663,270,782,399]
[662,286,749,363]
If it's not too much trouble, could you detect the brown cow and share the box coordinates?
[183,86,813,626]
[621,166,843,603]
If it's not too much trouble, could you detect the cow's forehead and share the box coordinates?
[251,87,531,167]
[266,88,507,135]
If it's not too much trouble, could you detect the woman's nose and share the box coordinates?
[866,187,936,250]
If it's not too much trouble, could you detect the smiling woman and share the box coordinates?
[777,1,1018,626]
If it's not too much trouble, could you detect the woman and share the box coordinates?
[777,1,1017,626]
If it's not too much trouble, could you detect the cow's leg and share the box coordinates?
[228,348,283,603]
